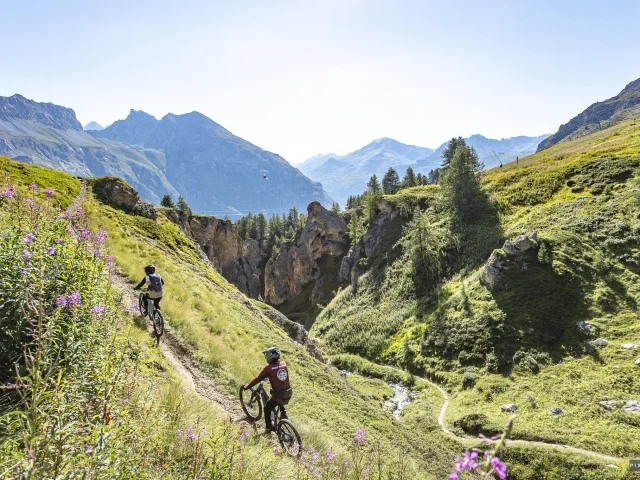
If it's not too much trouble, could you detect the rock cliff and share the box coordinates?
[264,202,350,311]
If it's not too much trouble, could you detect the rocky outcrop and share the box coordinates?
[339,199,400,284]
[165,210,264,298]
[259,306,324,361]
[92,177,157,219]
[264,202,350,310]
[480,233,539,291]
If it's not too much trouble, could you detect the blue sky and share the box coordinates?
[1,0,639,163]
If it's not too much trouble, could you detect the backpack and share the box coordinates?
[146,273,163,298]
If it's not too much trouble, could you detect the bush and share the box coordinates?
[453,413,491,434]
[462,371,478,389]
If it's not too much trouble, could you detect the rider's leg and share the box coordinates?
[153,298,162,310]
[264,398,277,431]
[280,404,288,419]
[143,293,149,315]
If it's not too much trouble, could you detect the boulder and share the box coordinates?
[576,321,593,333]
[514,235,536,252]
[131,201,158,220]
[621,344,638,350]
[502,240,517,256]
[305,337,324,362]
[585,342,596,353]
[623,400,640,413]
[500,404,518,413]
[549,408,564,415]
[635,358,640,367]
[92,177,140,211]
[480,251,505,291]
[593,338,609,347]
[599,400,619,410]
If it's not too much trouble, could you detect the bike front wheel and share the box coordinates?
[277,419,302,457]
[138,293,146,316]
[239,387,262,421]
[152,309,164,338]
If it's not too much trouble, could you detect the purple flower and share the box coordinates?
[45,189,54,198]
[326,450,337,461]
[18,268,26,274]
[62,211,74,220]
[28,183,39,192]
[353,428,366,444]
[93,249,103,259]
[307,448,318,462]
[68,292,81,306]
[55,239,63,244]
[448,475,459,480]
[24,199,34,205]
[105,255,116,264]
[47,247,55,255]
[186,427,199,441]
[23,250,31,262]
[84,444,93,453]
[23,232,35,245]
[491,457,507,479]
[1,184,15,199]
[90,305,105,316]
[94,229,107,244]
[55,296,67,307]
[176,429,184,440]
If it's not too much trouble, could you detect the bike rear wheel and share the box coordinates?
[152,309,164,338]
[277,419,302,457]
[239,387,262,420]
[138,293,146,316]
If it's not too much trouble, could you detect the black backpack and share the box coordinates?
[147,273,163,293]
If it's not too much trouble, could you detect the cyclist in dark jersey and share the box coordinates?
[243,347,292,431]
[134,264,165,315]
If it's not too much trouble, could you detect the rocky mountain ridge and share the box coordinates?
[538,77,640,151]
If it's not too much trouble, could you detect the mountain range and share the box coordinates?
[538,77,640,151]
[83,121,104,131]
[299,134,549,206]
[0,94,333,216]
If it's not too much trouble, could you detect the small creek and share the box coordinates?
[383,383,415,419]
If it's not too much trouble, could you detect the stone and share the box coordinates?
[531,231,539,242]
[592,338,609,347]
[549,407,564,415]
[599,400,619,410]
[614,365,620,369]
[502,240,517,256]
[92,177,140,211]
[514,235,536,252]
[131,201,158,220]
[635,358,640,367]
[621,344,638,350]
[480,251,505,291]
[623,400,640,413]
[500,404,518,413]
[305,337,325,363]
[576,321,593,333]
[339,370,348,378]
[585,342,596,353]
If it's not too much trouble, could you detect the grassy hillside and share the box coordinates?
[313,120,640,471]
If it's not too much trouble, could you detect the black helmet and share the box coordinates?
[263,347,280,363]
[144,264,155,274]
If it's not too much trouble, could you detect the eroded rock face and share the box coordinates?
[480,251,505,291]
[264,202,350,310]
[165,210,264,298]
[92,177,157,219]
[480,233,539,291]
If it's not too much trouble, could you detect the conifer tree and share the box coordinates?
[177,195,192,216]
[402,167,417,188]
[367,174,382,194]
[382,168,400,194]
[331,202,342,213]
[160,194,175,208]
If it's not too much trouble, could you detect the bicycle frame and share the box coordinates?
[142,290,156,318]
[253,382,283,421]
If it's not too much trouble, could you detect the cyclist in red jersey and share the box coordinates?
[243,347,292,431]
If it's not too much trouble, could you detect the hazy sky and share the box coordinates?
[1,0,639,163]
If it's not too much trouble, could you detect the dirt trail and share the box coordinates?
[399,369,623,463]
[69,180,244,421]
[71,183,624,464]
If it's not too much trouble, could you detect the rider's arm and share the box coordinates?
[246,366,269,389]
[134,277,146,290]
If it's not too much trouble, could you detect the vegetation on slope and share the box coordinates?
[313,120,640,473]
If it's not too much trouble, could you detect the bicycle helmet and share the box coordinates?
[263,347,280,363]
[144,264,156,274]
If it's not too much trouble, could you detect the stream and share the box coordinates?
[383,383,415,419]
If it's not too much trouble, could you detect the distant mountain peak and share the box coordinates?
[0,94,82,131]
[84,121,104,131]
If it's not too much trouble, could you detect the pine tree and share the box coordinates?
[160,194,175,208]
[367,174,382,194]
[427,168,441,184]
[331,202,342,213]
[441,137,467,168]
[298,213,306,233]
[416,173,424,185]
[348,211,365,246]
[382,168,400,194]
[439,145,483,223]
[402,167,417,189]
[256,213,268,243]
[176,195,192,216]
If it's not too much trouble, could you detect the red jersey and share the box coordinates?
[248,360,291,391]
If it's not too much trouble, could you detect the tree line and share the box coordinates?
[235,207,306,259]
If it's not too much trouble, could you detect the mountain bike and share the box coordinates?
[239,382,302,457]
[139,289,164,341]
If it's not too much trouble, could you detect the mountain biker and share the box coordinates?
[243,347,292,432]
[134,264,165,315]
